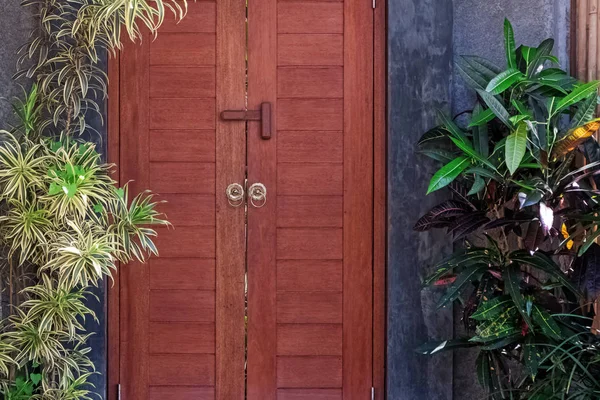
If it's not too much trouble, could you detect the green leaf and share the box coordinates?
[476,352,492,392]
[449,137,497,170]
[570,93,598,129]
[437,264,488,308]
[471,295,513,321]
[527,38,555,78]
[463,56,502,78]
[471,104,490,158]
[465,167,500,180]
[554,81,600,116]
[418,126,449,146]
[504,19,517,69]
[437,110,468,144]
[531,305,562,340]
[505,122,528,175]
[521,45,537,64]
[477,89,513,129]
[29,373,42,385]
[49,182,62,196]
[426,156,471,194]
[480,333,521,350]
[524,337,542,379]
[415,338,475,355]
[503,263,534,332]
[509,251,582,296]
[467,175,486,196]
[486,68,524,94]
[469,108,495,127]
[455,57,489,91]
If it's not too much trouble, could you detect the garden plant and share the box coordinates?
[0,0,187,398]
[416,19,600,399]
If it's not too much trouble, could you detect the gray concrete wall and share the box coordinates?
[387,0,570,399]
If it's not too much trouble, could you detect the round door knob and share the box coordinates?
[248,183,267,208]
[226,183,245,207]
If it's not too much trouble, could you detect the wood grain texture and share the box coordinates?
[149,354,215,385]
[277,131,343,163]
[343,0,374,397]
[276,356,342,388]
[149,258,215,290]
[158,1,216,33]
[277,3,343,34]
[150,66,216,98]
[119,29,150,400]
[277,260,342,292]
[277,389,342,400]
[277,67,343,99]
[150,130,215,162]
[277,324,342,356]
[149,162,215,194]
[149,386,215,400]
[277,196,342,227]
[278,99,343,131]
[277,292,342,324]
[277,228,343,260]
[150,290,215,322]
[215,0,247,399]
[150,33,216,65]
[247,0,278,398]
[278,34,343,66]
[153,226,216,258]
[154,194,215,227]
[149,322,215,354]
[277,164,343,196]
[150,98,215,130]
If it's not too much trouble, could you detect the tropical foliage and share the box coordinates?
[416,19,600,399]
[0,0,186,397]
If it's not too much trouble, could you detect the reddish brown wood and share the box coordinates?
[373,1,387,398]
[277,3,343,34]
[278,34,343,65]
[149,162,216,194]
[150,290,215,322]
[277,357,342,388]
[277,292,342,324]
[149,386,215,400]
[277,196,342,227]
[277,228,342,260]
[343,0,374,398]
[278,99,343,131]
[150,258,215,290]
[278,67,343,99]
[152,226,216,258]
[150,98,215,130]
[247,0,278,398]
[150,66,216,98]
[150,33,216,65]
[154,194,215,227]
[150,130,215,162]
[277,131,343,163]
[277,260,342,292]
[215,0,247,399]
[277,164,343,196]
[149,354,215,385]
[277,324,342,356]
[277,389,342,400]
[149,322,215,354]
[159,1,216,33]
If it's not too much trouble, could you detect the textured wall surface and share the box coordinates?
[388,0,570,398]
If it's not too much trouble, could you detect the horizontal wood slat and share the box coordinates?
[277,356,342,388]
[149,386,215,400]
[150,290,215,322]
[149,322,215,354]
[150,258,215,290]
[150,33,216,65]
[277,165,342,196]
[277,260,342,292]
[278,67,343,98]
[277,196,342,227]
[150,98,215,130]
[278,99,343,131]
[149,354,215,385]
[153,227,216,258]
[149,162,215,194]
[277,3,343,34]
[150,130,215,162]
[278,34,343,65]
[277,292,342,323]
[277,389,342,400]
[277,324,342,356]
[155,194,216,227]
[277,131,343,163]
[277,228,342,260]
[158,1,216,33]
[150,67,216,98]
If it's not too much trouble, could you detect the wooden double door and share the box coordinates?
[110,0,380,399]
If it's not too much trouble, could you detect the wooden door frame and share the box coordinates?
[106,3,387,399]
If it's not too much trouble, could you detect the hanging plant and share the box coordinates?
[416,19,600,398]
[0,0,188,397]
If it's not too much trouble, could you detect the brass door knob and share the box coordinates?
[226,183,245,207]
[248,183,267,208]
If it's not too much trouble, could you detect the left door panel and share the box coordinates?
[116,1,247,399]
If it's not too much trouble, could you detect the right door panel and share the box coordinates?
[247,1,375,399]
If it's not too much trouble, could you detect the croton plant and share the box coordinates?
[416,20,600,399]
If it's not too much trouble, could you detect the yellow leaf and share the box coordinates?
[561,223,574,250]
[552,119,600,161]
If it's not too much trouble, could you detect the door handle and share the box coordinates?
[220,102,272,140]
[226,183,245,207]
[248,183,267,208]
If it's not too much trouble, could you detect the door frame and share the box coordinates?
[106,2,387,399]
